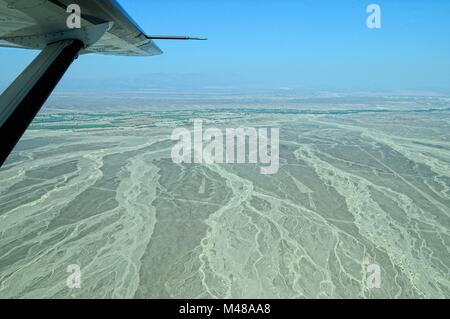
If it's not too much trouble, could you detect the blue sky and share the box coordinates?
[1,0,450,93]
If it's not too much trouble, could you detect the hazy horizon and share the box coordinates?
[2,0,450,95]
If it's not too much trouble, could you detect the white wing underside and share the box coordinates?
[0,0,163,56]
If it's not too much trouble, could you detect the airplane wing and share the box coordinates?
[0,0,206,167]
[0,0,163,56]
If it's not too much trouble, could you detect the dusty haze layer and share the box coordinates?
[0,100,449,298]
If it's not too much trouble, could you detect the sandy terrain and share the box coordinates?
[0,106,449,298]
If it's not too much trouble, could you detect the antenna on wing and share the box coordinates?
[145,35,207,40]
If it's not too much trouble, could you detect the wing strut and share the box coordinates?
[0,39,84,167]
